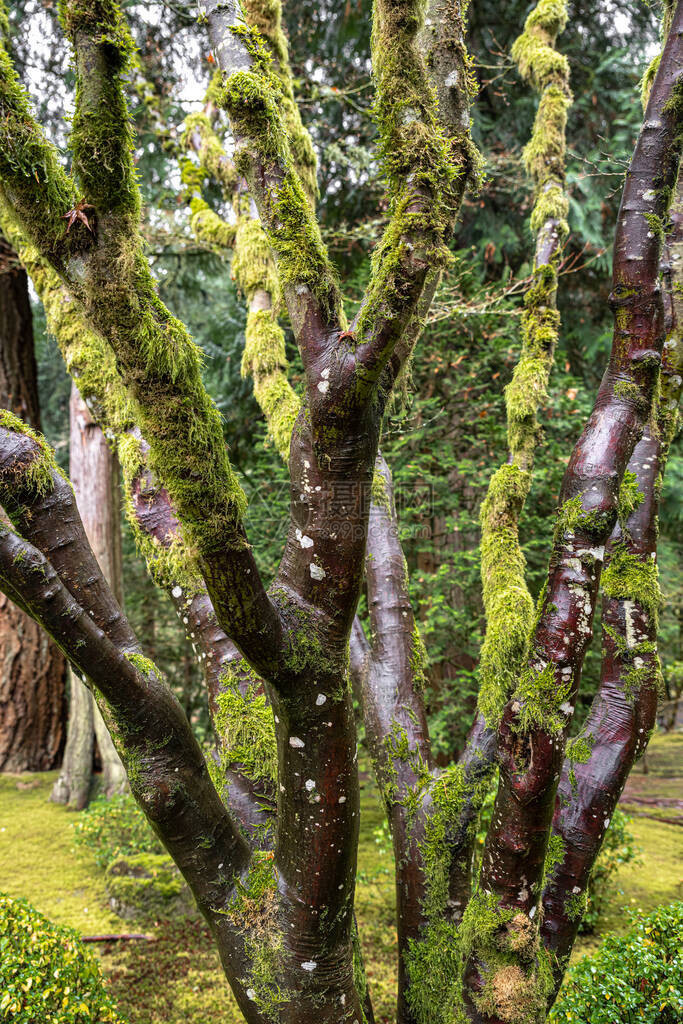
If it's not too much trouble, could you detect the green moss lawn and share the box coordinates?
[2,730,681,1023]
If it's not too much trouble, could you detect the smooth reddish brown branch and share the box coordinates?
[465,12,683,1019]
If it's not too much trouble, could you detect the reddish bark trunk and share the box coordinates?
[0,235,65,771]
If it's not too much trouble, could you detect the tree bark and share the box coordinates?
[52,384,126,803]
[0,233,65,771]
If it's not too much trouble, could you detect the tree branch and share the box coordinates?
[462,13,683,1019]
[540,171,683,994]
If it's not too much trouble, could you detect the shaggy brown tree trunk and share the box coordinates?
[0,234,65,771]
[51,384,126,804]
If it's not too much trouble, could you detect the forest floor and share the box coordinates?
[1,730,681,1024]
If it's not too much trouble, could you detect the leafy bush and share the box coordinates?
[0,892,126,1023]
[551,901,683,1023]
[580,807,638,933]
[72,792,162,869]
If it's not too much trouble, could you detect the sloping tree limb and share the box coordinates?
[0,422,251,912]
[0,203,274,839]
[462,12,683,1021]
[478,0,572,728]
[540,170,683,993]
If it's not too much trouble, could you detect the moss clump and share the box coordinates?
[124,652,160,679]
[602,542,661,631]
[189,198,237,249]
[521,85,571,196]
[419,765,469,921]
[565,888,587,922]
[227,851,277,927]
[554,494,612,541]
[566,733,594,790]
[542,834,565,888]
[614,379,645,406]
[213,661,277,789]
[224,849,291,1016]
[617,468,645,530]
[232,218,280,305]
[478,463,534,726]
[0,45,76,249]
[460,889,552,1024]
[512,660,570,735]
[59,0,139,218]
[0,409,62,498]
[241,0,318,202]
[511,1,570,92]
[409,623,429,692]
[404,918,466,1024]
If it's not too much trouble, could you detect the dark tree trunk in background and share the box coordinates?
[0,235,65,771]
[51,384,126,804]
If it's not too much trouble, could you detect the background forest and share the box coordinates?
[0,1,681,1022]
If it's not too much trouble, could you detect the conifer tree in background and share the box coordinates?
[51,383,126,807]
[0,231,65,771]
[0,1,681,1022]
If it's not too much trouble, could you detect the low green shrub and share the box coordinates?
[0,892,126,1023]
[72,792,163,868]
[551,901,683,1023]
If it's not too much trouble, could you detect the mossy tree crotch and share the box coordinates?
[0,0,681,1022]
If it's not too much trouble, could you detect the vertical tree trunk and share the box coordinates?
[52,384,126,803]
[0,234,65,771]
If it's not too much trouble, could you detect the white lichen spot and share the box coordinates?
[338,795,346,804]
[316,693,327,706]
[445,69,459,88]
[321,368,330,379]
[572,885,581,894]
[289,736,305,749]
[305,779,316,792]
[310,562,326,581]
[246,989,256,1000]
[302,961,317,972]
[529,905,536,919]
[171,585,182,599]
[317,379,330,394]
[296,529,314,549]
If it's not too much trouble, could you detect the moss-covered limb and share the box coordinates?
[0,416,142,657]
[540,171,683,999]
[205,1,342,348]
[59,0,138,218]
[477,464,535,727]
[477,4,571,737]
[0,518,255,938]
[241,0,318,204]
[350,0,480,396]
[180,103,239,252]
[641,1,676,109]
[0,37,77,254]
[181,107,238,199]
[467,25,683,1019]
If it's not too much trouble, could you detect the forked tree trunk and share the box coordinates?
[0,234,65,771]
[51,384,126,804]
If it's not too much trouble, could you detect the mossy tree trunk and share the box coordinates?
[51,383,126,806]
[0,1,681,1023]
[0,233,66,772]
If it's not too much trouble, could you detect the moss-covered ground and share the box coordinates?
[2,730,681,1022]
